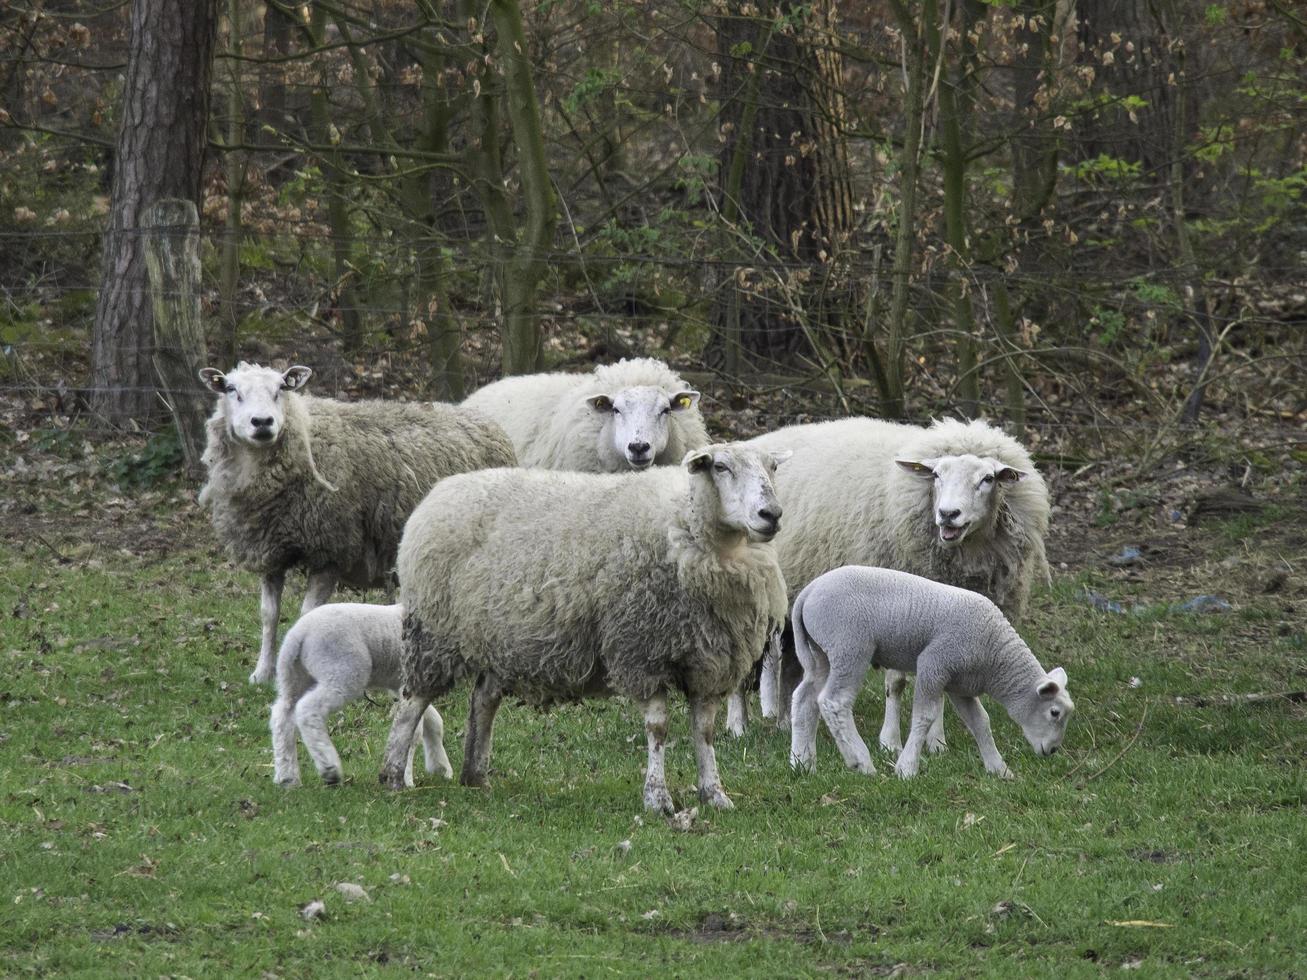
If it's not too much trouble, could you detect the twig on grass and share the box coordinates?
[1083,698,1150,782]
[1173,691,1306,708]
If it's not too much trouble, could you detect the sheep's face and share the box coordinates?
[685,445,791,542]
[1015,667,1074,757]
[199,362,313,448]
[586,386,700,470]
[895,454,1026,548]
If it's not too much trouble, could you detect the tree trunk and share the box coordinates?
[90,0,217,424]
[712,0,855,367]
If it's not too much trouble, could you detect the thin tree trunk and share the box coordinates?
[218,0,245,366]
[91,0,217,423]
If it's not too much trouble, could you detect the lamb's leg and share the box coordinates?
[759,630,783,719]
[894,682,945,779]
[420,704,453,779]
[460,672,504,788]
[294,684,351,786]
[690,696,732,810]
[380,694,429,790]
[724,685,748,739]
[878,670,908,754]
[638,694,674,815]
[817,653,876,775]
[301,568,337,614]
[788,633,829,772]
[947,692,1014,779]
[270,693,301,786]
[926,698,948,755]
[250,571,285,685]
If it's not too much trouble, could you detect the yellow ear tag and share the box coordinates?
[676,395,692,409]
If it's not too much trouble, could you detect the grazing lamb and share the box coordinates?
[729,416,1051,743]
[378,443,790,813]
[270,603,452,787]
[462,357,709,472]
[789,566,1073,779]
[197,362,516,685]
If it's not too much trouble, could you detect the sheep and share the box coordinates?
[270,602,452,787]
[462,357,709,472]
[377,443,791,813]
[729,416,1051,746]
[788,566,1074,779]
[197,361,516,686]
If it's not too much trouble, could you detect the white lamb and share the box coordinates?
[789,566,1074,779]
[197,362,516,685]
[462,357,709,472]
[731,416,1051,746]
[270,603,452,787]
[378,443,790,813]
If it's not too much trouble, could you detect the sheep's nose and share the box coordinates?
[758,506,781,528]
[251,416,274,429]
[628,441,651,456]
[938,508,961,523]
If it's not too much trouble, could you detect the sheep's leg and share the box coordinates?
[690,696,732,810]
[380,694,429,790]
[878,670,908,754]
[788,633,829,772]
[759,630,783,719]
[270,694,301,786]
[294,684,351,786]
[724,685,748,739]
[895,683,944,779]
[926,699,948,755]
[301,568,337,614]
[817,654,876,776]
[460,672,504,788]
[420,704,453,779]
[250,571,285,685]
[638,695,674,815]
[947,693,1013,780]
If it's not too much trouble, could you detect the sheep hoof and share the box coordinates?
[459,770,489,788]
[699,786,734,810]
[320,767,341,786]
[894,761,919,780]
[725,719,745,738]
[378,767,408,791]
[927,735,948,755]
[427,759,454,780]
[249,667,273,685]
[991,765,1015,780]
[275,776,300,788]
[879,738,903,755]
[643,785,675,815]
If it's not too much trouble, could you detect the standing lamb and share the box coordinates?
[197,362,516,685]
[789,566,1074,779]
[462,357,709,472]
[378,443,791,813]
[270,602,452,787]
[730,416,1051,746]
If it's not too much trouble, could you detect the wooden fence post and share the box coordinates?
[143,198,209,479]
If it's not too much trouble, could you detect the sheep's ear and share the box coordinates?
[586,393,615,413]
[989,458,1027,484]
[770,450,793,467]
[198,368,227,393]
[1037,668,1067,699]
[684,449,713,474]
[669,390,700,412]
[281,365,313,391]
[896,459,935,478]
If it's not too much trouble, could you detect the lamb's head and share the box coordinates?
[685,444,791,542]
[1011,666,1074,757]
[586,386,700,470]
[199,362,313,448]
[895,454,1028,548]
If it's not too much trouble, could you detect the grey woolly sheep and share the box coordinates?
[197,362,516,686]
[730,416,1051,745]
[789,566,1074,779]
[378,443,790,813]
[270,602,451,787]
[462,357,709,472]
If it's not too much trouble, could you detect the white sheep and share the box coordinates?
[197,362,516,686]
[462,357,709,472]
[270,602,452,787]
[731,416,1051,746]
[378,443,791,813]
[789,566,1074,779]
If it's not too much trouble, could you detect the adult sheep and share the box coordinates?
[462,357,709,472]
[198,362,516,686]
[730,416,1051,745]
[378,443,791,813]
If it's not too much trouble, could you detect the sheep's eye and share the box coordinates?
[224,385,235,394]
[611,407,621,416]
[660,407,670,416]
[713,462,730,475]
[981,474,995,486]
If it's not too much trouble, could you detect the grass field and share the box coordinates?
[2,502,1304,977]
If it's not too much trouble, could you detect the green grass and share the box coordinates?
[2,540,1304,977]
